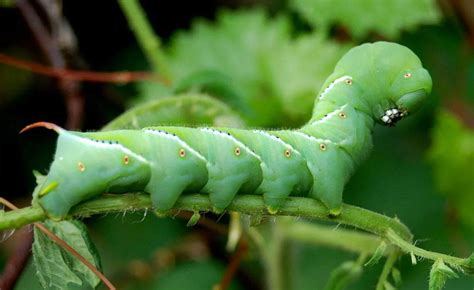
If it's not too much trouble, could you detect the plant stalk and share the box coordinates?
[118,0,171,80]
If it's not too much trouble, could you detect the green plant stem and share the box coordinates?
[0,193,411,239]
[282,220,392,255]
[376,251,399,290]
[264,222,287,290]
[118,0,171,79]
[0,193,471,273]
[386,229,472,273]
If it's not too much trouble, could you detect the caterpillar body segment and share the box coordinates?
[273,130,355,215]
[215,128,314,213]
[31,42,433,219]
[141,128,209,213]
[38,130,152,218]
[161,127,263,213]
[301,105,375,166]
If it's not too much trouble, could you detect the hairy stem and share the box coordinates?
[386,229,472,272]
[281,220,393,255]
[118,0,171,80]
[0,193,471,273]
[0,193,411,240]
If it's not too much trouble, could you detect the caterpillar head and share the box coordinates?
[335,42,432,126]
[21,122,151,219]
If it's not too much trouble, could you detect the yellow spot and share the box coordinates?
[39,181,59,197]
[267,206,279,215]
[284,149,291,158]
[123,155,130,165]
[319,143,327,151]
[404,72,412,78]
[345,79,353,85]
[234,147,241,156]
[338,112,347,119]
[329,207,342,217]
[78,162,85,172]
[179,149,186,158]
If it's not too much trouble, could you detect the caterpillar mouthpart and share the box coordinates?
[380,107,405,126]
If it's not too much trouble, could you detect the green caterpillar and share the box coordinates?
[24,42,432,220]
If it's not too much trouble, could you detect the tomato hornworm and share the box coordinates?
[24,42,432,219]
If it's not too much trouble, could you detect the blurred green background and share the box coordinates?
[0,0,473,289]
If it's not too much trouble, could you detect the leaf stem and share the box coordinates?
[118,0,171,80]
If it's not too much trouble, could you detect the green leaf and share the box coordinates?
[163,9,349,126]
[323,260,362,290]
[428,110,474,228]
[364,240,387,267]
[103,94,245,130]
[263,33,348,123]
[173,69,250,116]
[429,259,459,290]
[126,260,242,290]
[33,220,102,290]
[163,9,291,126]
[290,0,441,39]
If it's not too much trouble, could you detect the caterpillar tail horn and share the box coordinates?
[20,122,64,134]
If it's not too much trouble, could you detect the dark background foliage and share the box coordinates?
[0,0,473,289]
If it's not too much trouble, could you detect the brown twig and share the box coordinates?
[0,53,164,84]
[215,239,249,290]
[0,227,33,290]
[0,198,116,290]
[0,2,86,287]
[16,0,84,129]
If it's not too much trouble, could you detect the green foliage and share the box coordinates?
[32,220,102,290]
[126,260,242,290]
[428,110,474,228]
[263,33,348,122]
[173,70,249,115]
[151,9,346,126]
[290,0,441,39]
[429,259,458,290]
[0,0,14,7]
[3,2,473,290]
